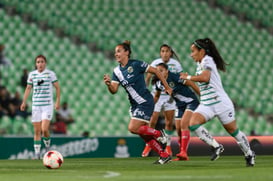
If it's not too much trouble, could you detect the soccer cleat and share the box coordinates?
[245,151,255,167]
[172,157,189,161]
[176,152,189,161]
[156,130,167,145]
[211,144,224,161]
[153,155,172,164]
[141,145,152,157]
[165,145,173,156]
[172,157,182,161]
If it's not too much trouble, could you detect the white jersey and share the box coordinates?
[151,58,182,74]
[27,69,58,107]
[196,55,232,106]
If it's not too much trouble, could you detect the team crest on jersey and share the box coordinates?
[127,66,134,73]
[169,81,175,88]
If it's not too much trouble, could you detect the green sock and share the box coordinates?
[165,130,173,136]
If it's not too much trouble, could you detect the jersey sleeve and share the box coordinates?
[111,71,119,83]
[176,63,183,73]
[27,72,33,85]
[51,71,58,83]
[136,60,149,73]
[172,72,186,85]
[201,57,213,71]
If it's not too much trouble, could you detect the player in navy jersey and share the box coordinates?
[103,41,173,164]
[154,63,200,161]
[21,55,61,159]
[180,38,255,166]
[142,44,182,157]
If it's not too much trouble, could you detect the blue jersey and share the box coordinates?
[156,72,199,107]
[112,59,154,107]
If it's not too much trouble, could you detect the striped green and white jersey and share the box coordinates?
[27,69,58,107]
[196,55,229,106]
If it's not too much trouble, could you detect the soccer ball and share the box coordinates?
[43,150,64,169]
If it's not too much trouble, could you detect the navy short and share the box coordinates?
[130,101,154,122]
[175,100,199,119]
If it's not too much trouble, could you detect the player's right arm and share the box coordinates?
[20,84,32,111]
[104,74,119,94]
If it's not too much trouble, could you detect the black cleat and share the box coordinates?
[153,156,172,165]
[211,144,224,161]
[245,152,255,167]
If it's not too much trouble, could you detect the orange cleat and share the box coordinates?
[165,145,173,156]
[176,152,189,161]
[141,145,152,157]
[172,157,183,161]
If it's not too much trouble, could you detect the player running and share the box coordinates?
[180,38,255,166]
[104,41,173,164]
[142,44,182,157]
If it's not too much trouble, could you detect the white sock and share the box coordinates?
[194,126,220,148]
[34,144,41,155]
[233,130,252,156]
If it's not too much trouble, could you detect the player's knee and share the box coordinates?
[128,125,138,134]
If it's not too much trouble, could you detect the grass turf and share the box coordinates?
[0,155,272,181]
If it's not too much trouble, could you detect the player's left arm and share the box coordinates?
[53,81,61,110]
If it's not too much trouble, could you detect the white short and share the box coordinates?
[31,105,53,122]
[154,95,176,112]
[194,100,235,125]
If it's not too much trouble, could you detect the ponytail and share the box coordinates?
[193,38,228,72]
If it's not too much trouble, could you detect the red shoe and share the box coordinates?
[176,152,189,161]
[141,145,152,157]
[172,157,183,161]
[165,145,173,156]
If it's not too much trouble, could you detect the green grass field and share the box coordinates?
[0,155,272,181]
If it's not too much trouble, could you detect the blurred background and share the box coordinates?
[0,0,272,137]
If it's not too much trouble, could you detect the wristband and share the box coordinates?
[186,75,192,80]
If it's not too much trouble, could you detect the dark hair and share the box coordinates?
[160,44,181,62]
[193,38,227,72]
[34,54,47,69]
[117,40,131,58]
[151,63,168,85]
[157,62,168,70]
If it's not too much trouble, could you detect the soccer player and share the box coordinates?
[154,63,200,161]
[103,41,172,164]
[142,44,182,157]
[180,38,255,166]
[20,55,61,159]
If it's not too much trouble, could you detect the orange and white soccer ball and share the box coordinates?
[43,150,64,169]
